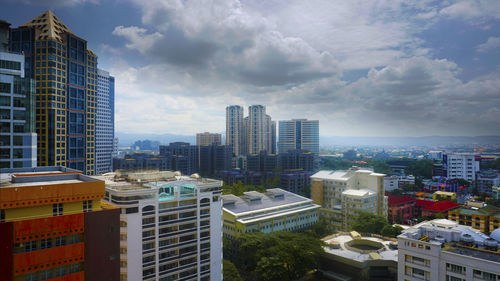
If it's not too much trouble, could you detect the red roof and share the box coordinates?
[388,195,415,205]
[415,199,435,207]
[423,200,460,212]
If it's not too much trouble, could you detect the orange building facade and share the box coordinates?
[0,167,119,281]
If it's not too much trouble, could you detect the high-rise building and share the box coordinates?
[95,68,114,174]
[9,10,99,174]
[0,166,120,281]
[278,119,319,155]
[0,34,37,168]
[101,171,223,281]
[443,153,479,182]
[226,105,244,156]
[398,219,500,281]
[246,105,275,155]
[310,167,387,231]
[196,132,221,146]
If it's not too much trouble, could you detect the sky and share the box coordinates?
[2,0,500,137]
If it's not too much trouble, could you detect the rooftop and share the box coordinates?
[323,233,398,263]
[342,189,375,197]
[222,188,319,216]
[311,167,385,181]
[423,200,460,212]
[19,10,74,42]
[453,205,500,216]
[388,195,416,205]
[400,219,500,263]
[0,166,95,188]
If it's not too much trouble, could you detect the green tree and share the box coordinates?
[306,221,329,238]
[223,259,243,281]
[351,212,389,234]
[380,225,403,238]
[406,159,434,179]
[233,232,325,281]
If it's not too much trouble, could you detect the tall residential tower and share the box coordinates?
[226,105,244,156]
[10,10,99,174]
[246,105,275,155]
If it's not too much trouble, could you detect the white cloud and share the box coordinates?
[439,0,500,20]
[105,0,500,137]
[477,37,500,53]
[112,26,163,54]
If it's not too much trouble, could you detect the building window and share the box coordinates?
[53,203,63,216]
[40,238,52,249]
[55,236,66,247]
[83,200,92,212]
[0,209,5,222]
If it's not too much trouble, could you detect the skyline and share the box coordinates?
[2,0,499,137]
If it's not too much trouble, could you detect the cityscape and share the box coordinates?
[1,2,500,281]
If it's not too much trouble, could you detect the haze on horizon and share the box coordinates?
[3,0,500,137]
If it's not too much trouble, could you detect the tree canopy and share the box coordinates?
[230,232,325,281]
[351,212,389,234]
[223,259,243,281]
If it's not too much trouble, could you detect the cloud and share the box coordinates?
[16,0,99,6]
[110,0,340,87]
[104,0,500,137]
[477,37,500,53]
[112,26,163,54]
[440,0,500,20]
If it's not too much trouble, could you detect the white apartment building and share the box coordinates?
[398,219,500,281]
[245,105,275,155]
[101,171,223,281]
[445,153,479,182]
[310,167,387,231]
[384,175,416,191]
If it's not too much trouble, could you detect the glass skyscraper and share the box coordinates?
[278,119,319,155]
[96,68,114,174]
[9,10,98,174]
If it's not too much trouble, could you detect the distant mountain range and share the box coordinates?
[116,133,500,147]
[319,136,500,147]
[116,132,196,147]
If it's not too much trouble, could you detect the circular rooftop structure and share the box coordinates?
[345,239,385,253]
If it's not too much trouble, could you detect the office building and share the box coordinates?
[198,144,232,176]
[10,10,98,174]
[443,153,479,182]
[95,68,114,174]
[476,170,500,195]
[398,219,500,281]
[245,105,275,155]
[0,36,36,168]
[279,170,314,194]
[310,167,387,231]
[113,153,171,171]
[0,166,120,281]
[278,119,319,155]
[427,150,443,161]
[222,188,320,239]
[279,149,315,171]
[101,171,223,281]
[160,142,199,175]
[196,132,221,146]
[226,105,244,156]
